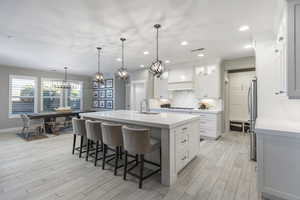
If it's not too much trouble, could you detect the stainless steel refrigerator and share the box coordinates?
[248,78,257,161]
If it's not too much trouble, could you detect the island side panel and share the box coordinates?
[161,127,177,186]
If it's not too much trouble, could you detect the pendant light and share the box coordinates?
[117,38,129,80]
[54,67,73,89]
[95,47,105,83]
[149,24,164,78]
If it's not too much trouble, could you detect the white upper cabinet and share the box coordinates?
[154,72,169,99]
[168,67,194,83]
[274,9,288,96]
[194,65,221,99]
[287,0,300,98]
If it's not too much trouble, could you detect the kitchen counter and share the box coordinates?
[80,110,200,129]
[151,108,222,114]
[255,118,300,137]
[80,110,200,186]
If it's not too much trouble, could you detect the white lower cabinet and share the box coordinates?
[256,128,300,200]
[174,121,199,173]
[197,113,222,140]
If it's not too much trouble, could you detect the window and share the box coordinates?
[9,75,37,117]
[41,78,82,111]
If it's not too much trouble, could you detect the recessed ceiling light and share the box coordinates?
[198,53,204,57]
[181,41,188,46]
[116,58,122,62]
[143,51,149,55]
[239,25,250,32]
[244,44,253,49]
[165,60,170,64]
[140,64,145,68]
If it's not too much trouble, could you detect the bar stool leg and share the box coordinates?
[72,134,76,154]
[139,154,144,189]
[114,146,119,176]
[79,136,84,158]
[123,151,128,180]
[86,139,90,161]
[94,140,99,166]
[102,144,107,170]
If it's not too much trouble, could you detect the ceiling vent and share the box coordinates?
[191,48,205,52]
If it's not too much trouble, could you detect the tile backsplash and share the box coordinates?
[150,90,222,110]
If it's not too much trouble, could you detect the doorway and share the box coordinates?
[130,80,146,111]
[225,69,256,132]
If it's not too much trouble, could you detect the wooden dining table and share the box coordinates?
[27,111,88,133]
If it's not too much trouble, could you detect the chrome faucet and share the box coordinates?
[140,99,150,113]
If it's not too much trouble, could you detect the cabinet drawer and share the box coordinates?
[199,114,217,120]
[176,150,189,172]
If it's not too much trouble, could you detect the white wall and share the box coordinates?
[256,40,300,123]
[0,65,93,130]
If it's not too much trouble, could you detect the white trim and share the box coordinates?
[8,75,38,118]
[0,127,22,134]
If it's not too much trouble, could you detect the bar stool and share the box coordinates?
[122,126,161,189]
[85,120,103,166]
[101,123,124,175]
[72,118,87,158]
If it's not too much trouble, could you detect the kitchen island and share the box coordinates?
[80,110,200,186]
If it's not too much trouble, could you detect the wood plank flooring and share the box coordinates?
[0,131,261,200]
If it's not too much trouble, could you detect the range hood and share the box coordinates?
[168,81,194,91]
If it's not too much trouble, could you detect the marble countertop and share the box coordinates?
[255,118,300,136]
[150,108,222,114]
[80,110,200,129]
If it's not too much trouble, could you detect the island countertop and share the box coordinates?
[80,110,200,129]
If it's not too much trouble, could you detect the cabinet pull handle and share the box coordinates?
[182,127,188,131]
[181,139,187,143]
[275,90,286,95]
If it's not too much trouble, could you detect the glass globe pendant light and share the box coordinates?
[149,24,164,78]
[95,47,105,83]
[117,38,129,80]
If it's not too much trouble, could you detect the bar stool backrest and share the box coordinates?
[72,118,86,136]
[122,126,151,154]
[85,120,102,141]
[101,123,123,147]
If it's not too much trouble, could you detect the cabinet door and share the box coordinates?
[287,1,300,98]
[168,68,193,83]
[195,65,220,98]
[154,76,168,99]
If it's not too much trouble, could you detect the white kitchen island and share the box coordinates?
[80,110,200,186]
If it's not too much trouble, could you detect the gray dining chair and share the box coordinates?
[20,114,45,138]
[122,126,161,189]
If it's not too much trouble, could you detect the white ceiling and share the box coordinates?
[0,0,281,75]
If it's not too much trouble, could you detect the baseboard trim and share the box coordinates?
[0,127,22,133]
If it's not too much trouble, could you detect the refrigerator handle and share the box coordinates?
[247,86,251,115]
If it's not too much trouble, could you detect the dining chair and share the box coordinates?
[20,114,45,138]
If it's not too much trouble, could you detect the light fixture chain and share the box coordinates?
[156,26,159,61]
[122,39,124,68]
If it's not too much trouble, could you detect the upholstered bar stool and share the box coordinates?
[72,118,87,158]
[122,126,161,189]
[85,120,103,166]
[101,123,124,175]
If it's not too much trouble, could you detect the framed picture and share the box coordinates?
[93,91,98,99]
[105,100,113,109]
[105,79,113,88]
[92,81,99,89]
[99,90,106,98]
[93,100,98,108]
[99,82,105,89]
[99,100,105,108]
[106,89,113,98]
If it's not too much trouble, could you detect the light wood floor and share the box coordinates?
[0,131,261,200]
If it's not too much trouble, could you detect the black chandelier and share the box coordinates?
[149,24,164,78]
